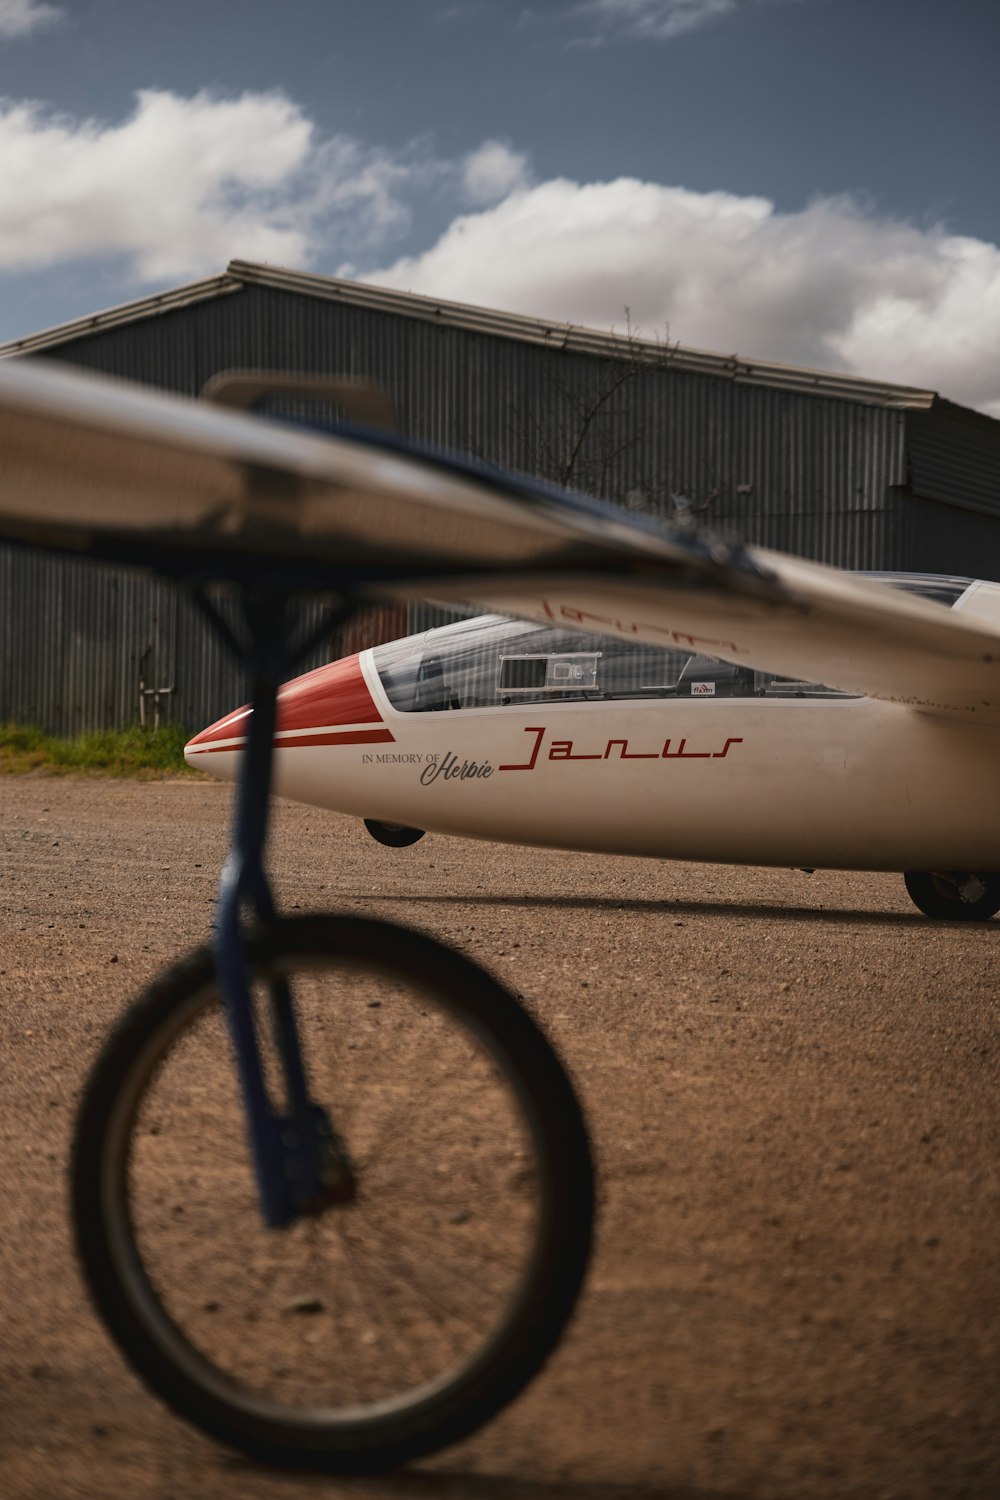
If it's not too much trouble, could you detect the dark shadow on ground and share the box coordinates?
[357,891,998,929]
[218,1455,745,1500]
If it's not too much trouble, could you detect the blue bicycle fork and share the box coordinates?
[195,586,357,1228]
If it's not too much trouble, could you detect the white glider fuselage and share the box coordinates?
[286,689,998,870]
[187,598,1000,873]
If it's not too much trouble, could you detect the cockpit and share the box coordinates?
[371,574,975,715]
[372,615,839,712]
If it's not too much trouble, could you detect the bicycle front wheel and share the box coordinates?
[72,914,593,1473]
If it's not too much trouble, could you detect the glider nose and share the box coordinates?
[184,652,392,781]
[184,704,251,775]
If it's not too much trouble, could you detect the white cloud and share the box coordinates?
[0,89,422,281]
[461,141,531,205]
[0,0,62,40]
[574,0,737,41]
[367,177,1000,417]
[568,0,813,44]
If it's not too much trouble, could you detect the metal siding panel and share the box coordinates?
[905,400,1000,519]
[0,540,409,736]
[899,492,1000,577]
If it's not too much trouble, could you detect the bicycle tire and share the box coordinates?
[71,913,593,1473]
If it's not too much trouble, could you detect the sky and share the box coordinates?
[0,0,998,413]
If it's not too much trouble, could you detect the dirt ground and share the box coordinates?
[1,774,997,1500]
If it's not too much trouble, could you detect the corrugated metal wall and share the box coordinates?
[1,545,174,730]
[1,283,980,734]
[905,399,1000,521]
[36,286,911,562]
[0,536,405,736]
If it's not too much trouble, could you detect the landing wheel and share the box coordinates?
[903,870,1000,921]
[364,819,426,847]
[72,914,593,1473]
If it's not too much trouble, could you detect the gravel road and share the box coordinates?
[1,775,997,1500]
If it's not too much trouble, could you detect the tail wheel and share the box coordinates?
[903,870,1000,921]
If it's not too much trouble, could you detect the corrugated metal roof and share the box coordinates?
[0,257,937,411]
[0,273,242,357]
[230,262,938,409]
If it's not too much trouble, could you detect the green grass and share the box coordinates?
[0,721,196,776]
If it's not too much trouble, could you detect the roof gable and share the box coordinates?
[1,257,938,412]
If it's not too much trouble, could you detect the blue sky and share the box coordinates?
[1,0,998,412]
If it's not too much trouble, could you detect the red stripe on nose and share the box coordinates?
[275,727,395,749]
[185,706,251,750]
[276,654,385,732]
[185,653,394,752]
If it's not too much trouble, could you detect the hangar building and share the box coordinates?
[3,258,999,734]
